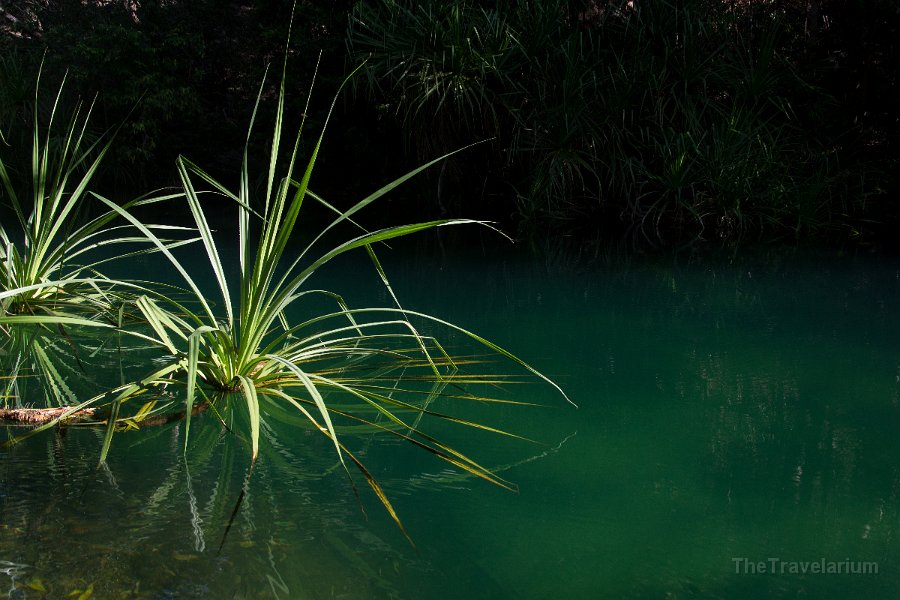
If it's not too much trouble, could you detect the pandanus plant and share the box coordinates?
[91,56,572,536]
[0,68,186,324]
[1,52,571,540]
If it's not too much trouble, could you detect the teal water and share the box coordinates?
[2,245,900,598]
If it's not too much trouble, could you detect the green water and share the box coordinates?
[2,246,900,599]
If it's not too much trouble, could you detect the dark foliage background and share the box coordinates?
[0,0,897,251]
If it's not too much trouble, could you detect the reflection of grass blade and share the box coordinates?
[340,441,414,547]
[31,340,77,406]
[272,376,517,490]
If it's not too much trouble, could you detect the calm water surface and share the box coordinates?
[2,244,899,598]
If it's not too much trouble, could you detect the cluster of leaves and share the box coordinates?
[0,68,185,322]
[0,53,571,540]
[348,0,886,246]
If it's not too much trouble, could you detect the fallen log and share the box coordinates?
[0,402,209,427]
[0,406,101,425]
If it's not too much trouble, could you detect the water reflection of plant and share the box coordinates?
[2,325,84,409]
[0,420,409,598]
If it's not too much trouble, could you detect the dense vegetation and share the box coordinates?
[1,0,898,249]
